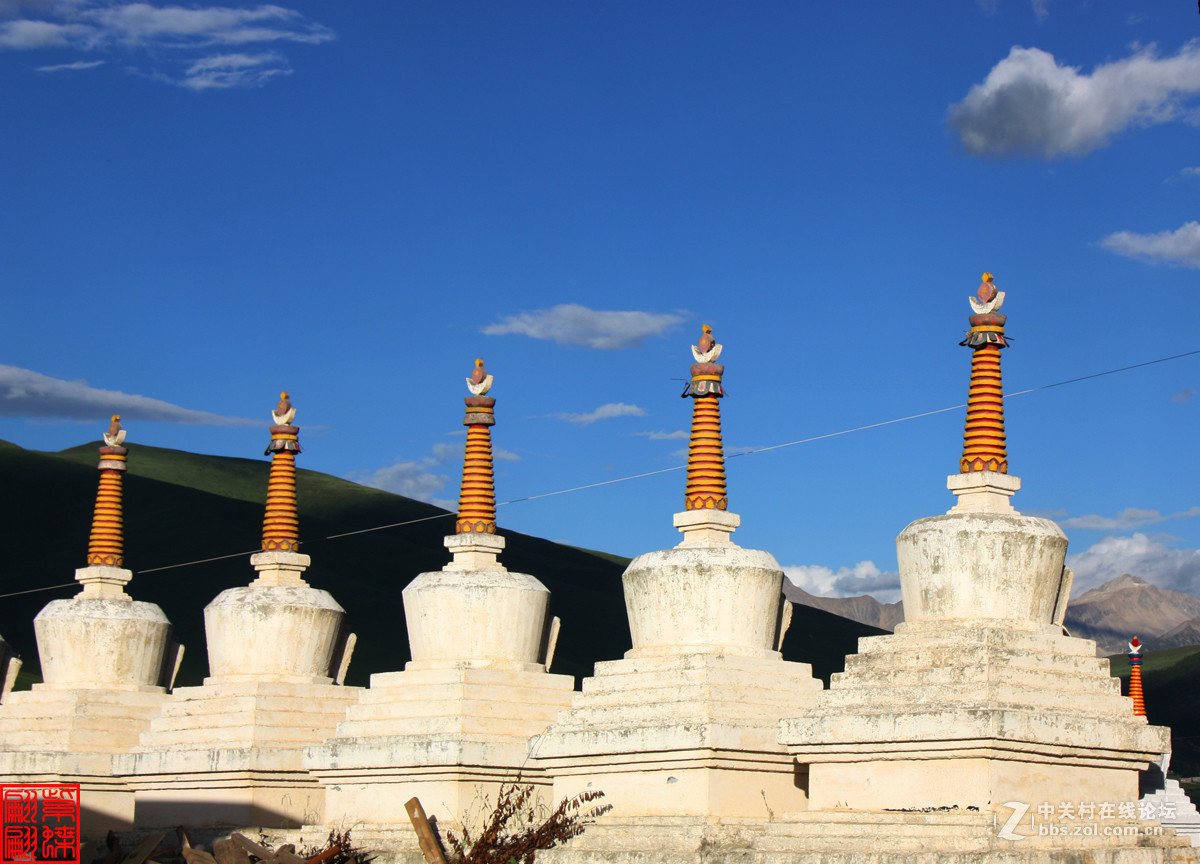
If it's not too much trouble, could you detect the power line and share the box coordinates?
[2,348,1197,602]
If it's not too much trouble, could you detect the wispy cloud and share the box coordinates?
[0,1,332,89]
[0,364,259,426]
[634,429,687,440]
[1100,221,1200,268]
[348,439,518,508]
[949,42,1200,158]
[1164,166,1200,184]
[1060,506,1200,531]
[1067,533,1200,596]
[1172,388,1196,403]
[1031,0,1048,23]
[36,58,102,71]
[178,50,287,90]
[552,402,647,426]
[484,304,683,350]
[782,560,901,604]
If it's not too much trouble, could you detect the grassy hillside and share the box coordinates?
[1,439,880,689]
[1109,645,1200,777]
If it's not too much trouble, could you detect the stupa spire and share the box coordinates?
[456,358,497,534]
[960,272,1008,474]
[683,324,727,511]
[86,414,128,567]
[673,325,740,546]
[261,391,301,552]
[947,273,1020,513]
[1128,636,1146,717]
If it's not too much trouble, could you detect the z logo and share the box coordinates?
[996,801,1029,841]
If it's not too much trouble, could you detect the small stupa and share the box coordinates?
[534,325,822,842]
[306,360,575,833]
[121,393,361,829]
[781,274,1171,833]
[0,418,179,830]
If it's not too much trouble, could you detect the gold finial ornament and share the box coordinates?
[457,360,498,533]
[262,391,301,551]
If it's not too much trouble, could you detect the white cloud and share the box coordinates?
[483,304,683,350]
[35,57,102,70]
[634,429,687,440]
[1067,533,1200,595]
[949,42,1200,158]
[1061,506,1200,531]
[86,3,332,47]
[552,402,647,426]
[0,2,331,89]
[179,50,287,90]
[1165,165,1200,184]
[1031,0,1048,23]
[1172,387,1196,403]
[348,438,516,507]
[782,560,902,603]
[0,364,259,426]
[348,459,454,508]
[1100,221,1200,268]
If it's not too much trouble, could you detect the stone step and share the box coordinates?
[343,696,565,725]
[843,643,1113,678]
[550,697,795,731]
[568,681,820,712]
[830,659,1121,695]
[148,706,349,733]
[814,680,1131,715]
[580,662,820,697]
[155,692,357,718]
[858,627,1099,658]
[368,667,575,691]
[354,681,574,707]
[330,712,557,740]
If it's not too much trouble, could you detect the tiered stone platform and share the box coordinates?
[118,677,360,828]
[784,622,1166,811]
[306,662,574,825]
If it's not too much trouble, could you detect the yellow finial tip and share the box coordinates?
[280,391,289,399]
[475,358,484,367]
[111,414,119,422]
[702,324,712,334]
[982,272,994,283]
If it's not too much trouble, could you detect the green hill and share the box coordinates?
[1109,645,1200,777]
[0,439,882,689]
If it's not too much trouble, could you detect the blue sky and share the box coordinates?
[3,1,1199,603]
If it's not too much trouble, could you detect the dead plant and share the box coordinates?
[444,782,610,864]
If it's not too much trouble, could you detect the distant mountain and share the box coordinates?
[783,582,904,631]
[1065,575,1200,656]
[0,439,883,689]
[785,572,1200,659]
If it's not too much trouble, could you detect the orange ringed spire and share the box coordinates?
[682,324,728,511]
[1128,636,1146,717]
[960,272,1009,475]
[86,414,128,567]
[262,391,301,552]
[457,358,497,534]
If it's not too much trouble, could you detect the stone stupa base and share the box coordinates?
[117,678,362,828]
[0,687,171,830]
[304,663,576,831]
[536,651,823,821]
[782,624,1170,816]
